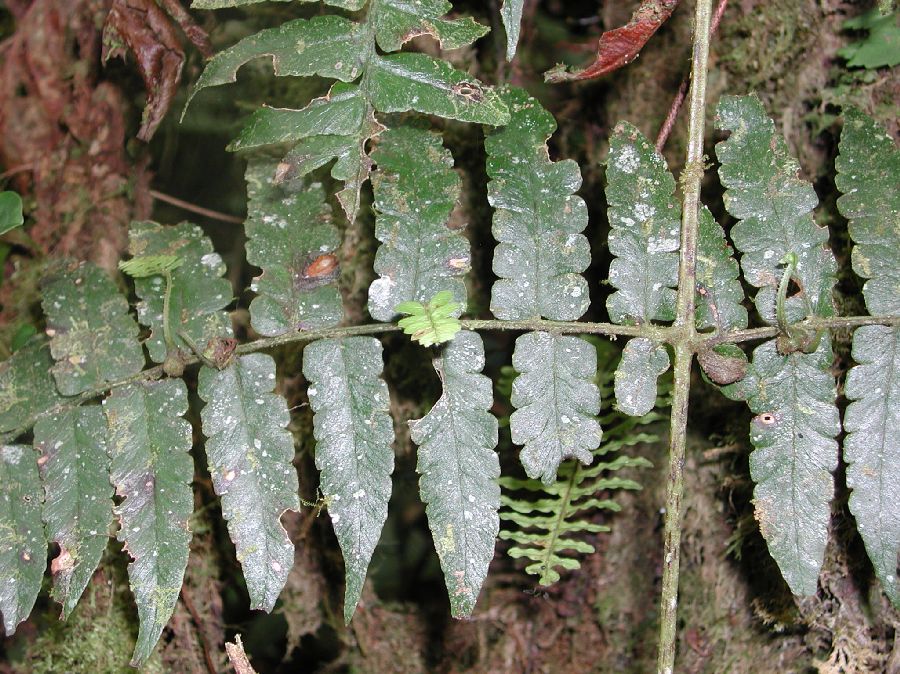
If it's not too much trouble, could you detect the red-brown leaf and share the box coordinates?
[545,0,680,83]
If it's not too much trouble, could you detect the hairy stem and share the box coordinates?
[657,0,713,671]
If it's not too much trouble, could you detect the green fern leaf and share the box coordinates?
[499,360,658,586]
[193,0,364,9]
[198,354,300,612]
[715,94,836,323]
[510,332,602,484]
[0,337,67,436]
[42,262,144,396]
[303,338,394,623]
[105,380,194,667]
[606,122,680,325]
[836,108,900,316]
[230,84,366,153]
[614,338,670,416]
[837,108,900,607]
[723,339,839,596]
[191,0,510,220]
[368,126,467,321]
[486,86,590,321]
[843,326,900,606]
[695,205,748,332]
[127,221,233,363]
[0,190,24,235]
[245,159,343,336]
[0,444,45,635]
[500,0,525,60]
[33,408,113,619]
[118,254,183,279]
[372,0,488,51]
[396,291,462,347]
[604,123,678,415]
[409,331,499,616]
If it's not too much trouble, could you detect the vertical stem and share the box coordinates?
[162,269,175,352]
[657,0,713,672]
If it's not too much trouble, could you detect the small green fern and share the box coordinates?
[498,342,661,586]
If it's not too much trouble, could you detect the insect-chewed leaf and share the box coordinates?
[723,338,839,596]
[245,159,342,336]
[198,354,300,612]
[614,338,670,417]
[186,16,365,110]
[193,0,364,8]
[369,53,510,125]
[409,331,499,617]
[128,221,233,363]
[104,379,193,667]
[510,332,602,484]
[695,205,748,332]
[500,0,526,60]
[0,337,67,435]
[0,444,45,635]
[836,109,900,608]
[34,407,113,619]
[303,338,394,623]
[373,0,488,52]
[836,108,900,316]
[42,262,144,396]
[486,86,590,321]
[368,126,467,321]
[716,94,836,323]
[844,325,900,607]
[229,84,367,153]
[396,291,462,347]
[605,122,680,325]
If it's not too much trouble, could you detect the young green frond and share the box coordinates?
[396,291,462,347]
[118,254,183,278]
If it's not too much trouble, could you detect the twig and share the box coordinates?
[0,162,36,181]
[179,586,219,674]
[655,0,727,154]
[225,635,258,674]
[657,0,713,672]
[149,189,245,225]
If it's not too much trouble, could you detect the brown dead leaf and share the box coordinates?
[102,0,187,142]
[545,0,680,83]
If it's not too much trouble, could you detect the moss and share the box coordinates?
[18,568,165,674]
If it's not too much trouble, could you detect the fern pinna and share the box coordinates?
[0,0,898,668]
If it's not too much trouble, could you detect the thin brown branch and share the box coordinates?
[225,635,258,674]
[149,189,245,225]
[655,0,728,153]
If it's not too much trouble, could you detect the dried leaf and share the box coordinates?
[545,0,679,83]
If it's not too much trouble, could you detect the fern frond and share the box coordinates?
[500,0,525,60]
[34,407,113,619]
[410,331,500,617]
[105,380,194,667]
[127,221,233,363]
[716,95,841,598]
[303,337,394,623]
[0,444,45,635]
[188,0,509,220]
[715,94,836,324]
[245,159,343,336]
[605,123,679,416]
[368,126,468,321]
[396,291,462,347]
[41,262,144,396]
[837,109,900,607]
[198,354,300,612]
[0,337,67,437]
[499,366,657,586]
